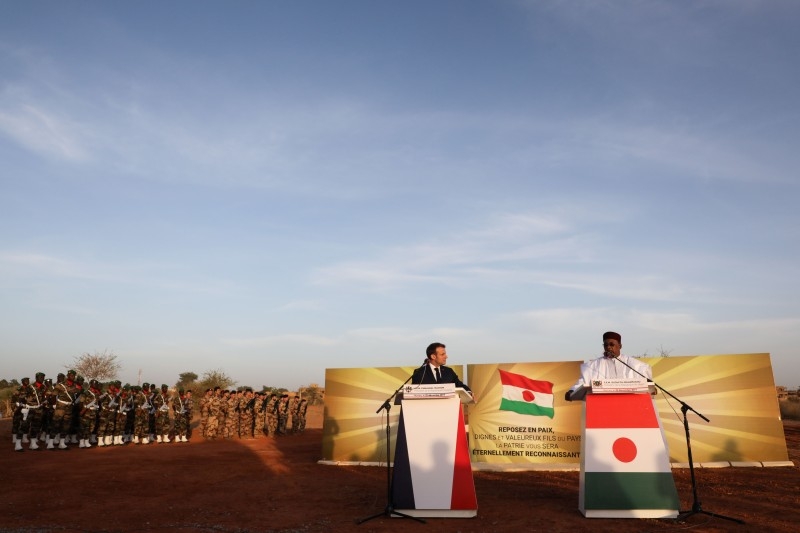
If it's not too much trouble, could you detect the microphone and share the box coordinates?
[415,359,429,385]
[610,354,653,382]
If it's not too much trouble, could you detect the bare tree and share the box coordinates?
[68,349,122,381]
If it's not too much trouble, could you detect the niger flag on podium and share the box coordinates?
[579,393,680,518]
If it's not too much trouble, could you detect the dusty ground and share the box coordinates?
[2,409,799,533]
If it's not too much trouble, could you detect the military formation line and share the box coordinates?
[10,370,309,452]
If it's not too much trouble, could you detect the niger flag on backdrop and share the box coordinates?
[498,369,554,418]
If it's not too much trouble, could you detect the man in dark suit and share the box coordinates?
[412,342,472,395]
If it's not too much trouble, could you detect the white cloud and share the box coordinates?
[0,102,89,161]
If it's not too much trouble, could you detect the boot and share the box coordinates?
[47,437,55,450]
[105,436,112,446]
[162,434,170,443]
[12,434,18,444]
[97,438,105,447]
[15,440,23,451]
[90,434,97,444]
[22,434,29,443]
[133,436,140,444]
[142,437,149,444]
[156,435,162,443]
[58,438,68,449]
[181,435,188,442]
[84,439,92,448]
[70,434,78,444]
[30,438,39,450]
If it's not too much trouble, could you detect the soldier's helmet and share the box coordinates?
[35,372,45,379]
[161,384,168,391]
[22,377,30,385]
[76,375,85,384]
[114,380,121,387]
[67,369,77,376]
[178,388,185,394]
[142,382,149,389]
[90,379,99,388]
[45,378,52,385]
[58,372,65,379]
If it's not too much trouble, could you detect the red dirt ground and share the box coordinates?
[2,411,799,533]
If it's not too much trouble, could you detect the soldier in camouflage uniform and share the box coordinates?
[172,389,190,442]
[290,396,301,434]
[276,394,290,435]
[96,381,118,447]
[41,378,54,440]
[266,393,280,437]
[184,389,194,440]
[205,387,223,439]
[116,385,133,445]
[26,372,48,449]
[77,380,102,448]
[199,388,211,438]
[69,375,85,444]
[133,383,152,444]
[148,383,158,441]
[12,378,31,451]
[152,384,172,443]
[223,390,238,439]
[254,392,267,438]
[50,370,78,449]
[238,389,255,438]
[296,399,309,434]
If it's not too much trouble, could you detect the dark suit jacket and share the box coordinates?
[411,363,471,392]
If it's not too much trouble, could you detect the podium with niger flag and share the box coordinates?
[579,386,680,518]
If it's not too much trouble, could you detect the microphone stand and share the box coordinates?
[612,356,744,525]
[357,371,425,525]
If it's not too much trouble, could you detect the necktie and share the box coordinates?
[434,367,441,382]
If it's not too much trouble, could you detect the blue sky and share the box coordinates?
[2,1,799,391]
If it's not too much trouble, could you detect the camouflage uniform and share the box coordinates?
[133,385,153,444]
[296,399,309,433]
[254,393,267,438]
[12,380,30,451]
[78,382,101,447]
[184,391,194,440]
[152,386,172,442]
[96,383,119,446]
[69,376,85,443]
[224,391,238,439]
[238,390,255,438]
[50,372,79,449]
[266,394,280,436]
[290,397,301,434]
[41,378,54,440]
[172,390,190,442]
[199,389,211,438]
[116,387,133,444]
[26,374,48,448]
[205,389,223,438]
[276,395,290,435]
[148,384,157,439]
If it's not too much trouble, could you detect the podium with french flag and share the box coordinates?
[579,392,680,518]
[391,392,478,518]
